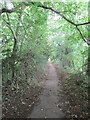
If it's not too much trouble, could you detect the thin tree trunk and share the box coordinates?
[6,13,17,81]
[88,2,90,77]
[6,10,23,80]
[87,47,90,77]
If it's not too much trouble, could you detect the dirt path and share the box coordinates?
[28,62,67,118]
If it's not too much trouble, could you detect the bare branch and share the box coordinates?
[0,8,14,16]
[0,4,22,16]
[76,22,90,26]
[30,3,90,27]
[39,4,90,27]
[0,8,14,15]
[76,26,90,46]
[6,13,17,41]
[6,13,18,53]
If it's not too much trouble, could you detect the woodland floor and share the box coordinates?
[28,62,69,118]
[2,62,88,119]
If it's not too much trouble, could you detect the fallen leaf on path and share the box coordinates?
[59,108,62,111]
[32,101,34,104]
[65,101,69,104]
[75,115,78,118]
[56,104,61,107]
[67,111,70,113]
[22,102,25,105]
[41,108,43,111]
[29,105,31,107]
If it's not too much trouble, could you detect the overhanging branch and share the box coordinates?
[6,13,18,53]
[6,13,17,41]
[33,3,90,46]
[0,8,15,16]
[76,22,90,26]
[31,3,90,27]
[1,8,14,14]
[0,4,22,16]
[76,26,90,46]
[1,2,90,46]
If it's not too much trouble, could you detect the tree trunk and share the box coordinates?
[88,2,90,118]
[87,2,90,77]
[87,47,90,77]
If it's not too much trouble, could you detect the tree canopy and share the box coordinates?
[1,1,90,118]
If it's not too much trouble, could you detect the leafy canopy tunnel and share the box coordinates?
[1,1,90,85]
[1,1,90,118]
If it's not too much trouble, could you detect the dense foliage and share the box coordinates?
[1,2,50,86]
[47,2,89,73]
[0,1,90,118]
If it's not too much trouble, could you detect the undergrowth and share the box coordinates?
[56,65,88,119]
